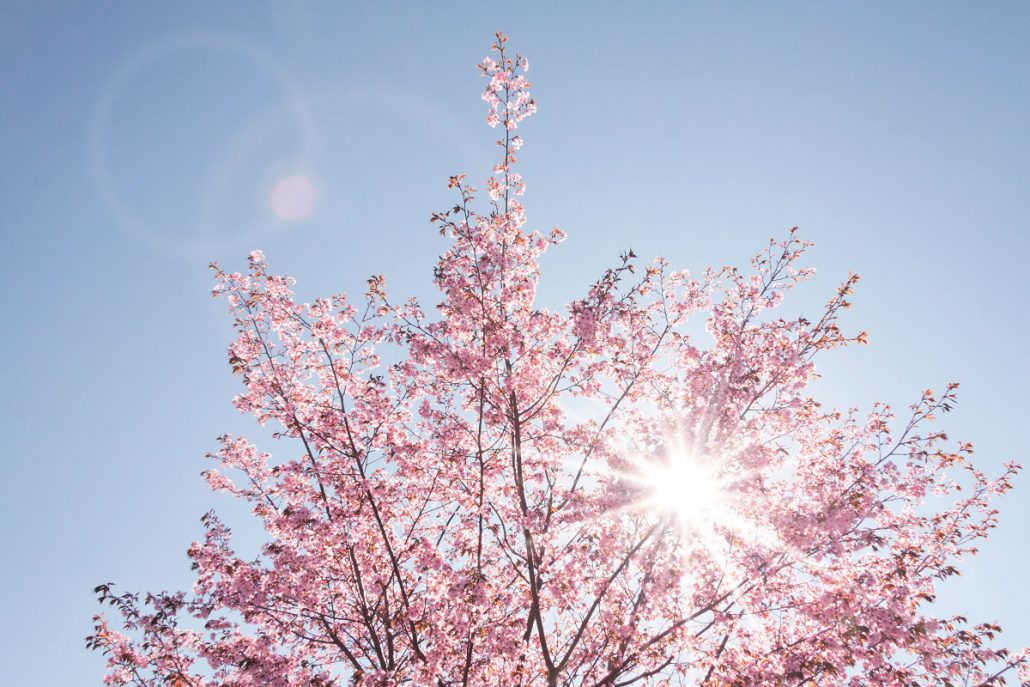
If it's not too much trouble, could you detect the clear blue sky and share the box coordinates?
[1,2,1027,682]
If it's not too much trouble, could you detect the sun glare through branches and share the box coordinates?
[614,428,760,571]
[638,449,727,531]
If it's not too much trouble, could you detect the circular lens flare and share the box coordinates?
[270,174,317,222]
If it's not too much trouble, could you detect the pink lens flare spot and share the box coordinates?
[269,174,317,222]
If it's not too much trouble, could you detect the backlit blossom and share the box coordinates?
[88,34,1026,687]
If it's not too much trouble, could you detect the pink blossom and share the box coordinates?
[88,34,1027,687]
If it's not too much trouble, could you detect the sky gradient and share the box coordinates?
[1,2,1028,683]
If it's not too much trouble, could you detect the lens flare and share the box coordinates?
[270,174,317,222]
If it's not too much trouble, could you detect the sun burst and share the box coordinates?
[611,428,760,564]
[639,449,728,532]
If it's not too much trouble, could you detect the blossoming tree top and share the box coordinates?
[89,33,1027,687]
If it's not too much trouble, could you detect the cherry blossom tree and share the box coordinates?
[89,33,1027,687]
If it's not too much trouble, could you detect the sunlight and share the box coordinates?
[596,424,738,542]
[620,432,789,586]
[607,427,764,565]
[643,451,726,531]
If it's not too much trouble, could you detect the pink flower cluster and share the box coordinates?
[88,35,1026,687]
